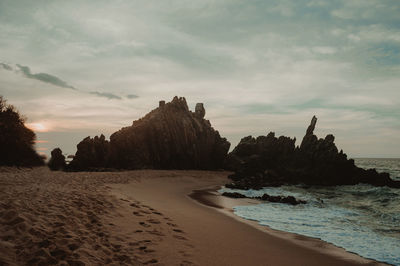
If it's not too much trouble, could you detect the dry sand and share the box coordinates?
[0,167,383,265]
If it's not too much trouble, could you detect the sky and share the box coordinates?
[0,0,399,158]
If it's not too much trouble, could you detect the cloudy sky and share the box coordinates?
[1,0,399,158]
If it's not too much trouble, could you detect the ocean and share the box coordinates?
[220,158,400,265]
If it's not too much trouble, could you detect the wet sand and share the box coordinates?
[111,170,382,266]
[0,167,383,265]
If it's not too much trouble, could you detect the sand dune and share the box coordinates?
[0,167,381,265]
[0,167,166,265]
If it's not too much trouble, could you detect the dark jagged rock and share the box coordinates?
[195,103,205,118]
[0,96,44,167]
[222,191,306,205]
[258,194,307,205]
[68,97,230,171]
[221,192,247,198]
[67,134,110,171]
[48,148,66,171]
[226,116,400,189]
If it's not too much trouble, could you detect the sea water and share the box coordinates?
[220,158,400,265]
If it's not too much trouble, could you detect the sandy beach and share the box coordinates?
[0,167,383,265]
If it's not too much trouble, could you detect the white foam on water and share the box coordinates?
[220,159,400,264]
[219,183,400,265]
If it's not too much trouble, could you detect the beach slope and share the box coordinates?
[0,168,381,265]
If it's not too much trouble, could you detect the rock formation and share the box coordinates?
[226,116,400,189]
[68,135,110,171]
[222,192,307,205]
[48,148,66,171]
[195,103,205,118]
[221,192,247,198]
[0,96,44,167]
[68,96,230,171]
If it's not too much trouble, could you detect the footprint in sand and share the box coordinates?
[146,230,165,236]
[144,259,158,264]
[139,222,151,228]
[133,211,143,217]
[179,250,192,257]
[173,235,187,240]
[130,203,140,208]
[180,260,195,265]
[152,211,163,216]
[173,228,184,233]
[167,222,177,227]
[147,219,161,224]
[67,243,80,251]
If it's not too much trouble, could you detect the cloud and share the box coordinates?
[90,91,122,100]
[126,94,139,99]
[16,64,76,90]
[0,0,399,157]
[312,46,337,55]
[4,61,132,101]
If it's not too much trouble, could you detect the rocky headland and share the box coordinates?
[68,96,230,171]
[226,116,400,189]
[54,97,398,189]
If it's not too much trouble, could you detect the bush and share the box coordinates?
[0,96,44,166]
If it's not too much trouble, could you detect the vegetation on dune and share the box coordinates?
[0,95,44,166]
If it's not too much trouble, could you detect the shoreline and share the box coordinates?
[188,186,386,265]
[0,168,386,265]
[111,170,382,265]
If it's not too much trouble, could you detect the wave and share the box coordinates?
[220,158,400,265]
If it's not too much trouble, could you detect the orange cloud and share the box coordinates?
[26,122,51,132]
[35,140,49,143]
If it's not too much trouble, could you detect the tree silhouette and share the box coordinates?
[0,96,44,166]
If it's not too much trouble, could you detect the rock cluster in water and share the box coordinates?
[68,96,230,171]
[226,116,400,189]
[221,192,306,205]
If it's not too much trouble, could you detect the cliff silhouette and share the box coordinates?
[226,116,400,188]
[68,96,230,171]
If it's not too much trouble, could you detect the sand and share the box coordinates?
[0,167,383,265]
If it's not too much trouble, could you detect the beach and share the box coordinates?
[0,167,382,265]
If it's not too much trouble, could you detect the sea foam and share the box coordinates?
[220,158,400,265]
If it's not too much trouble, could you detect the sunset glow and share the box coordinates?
[1,0,399,158]
[35,140,49,143]
[26,122,50,132]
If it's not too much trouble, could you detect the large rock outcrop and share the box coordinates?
[226,116,400,189]
[48,148,66,171]
[0,96,44,167]
[68,135,110,171]
[68,96,230,170]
